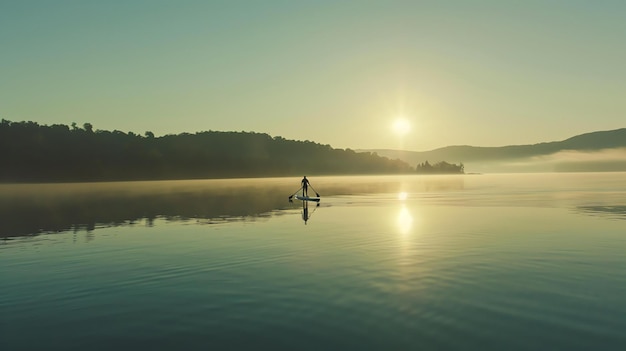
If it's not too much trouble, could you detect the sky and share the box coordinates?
[1,0,625,151]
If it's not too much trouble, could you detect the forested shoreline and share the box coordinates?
[1,120,415,182]
[416,161,465,174]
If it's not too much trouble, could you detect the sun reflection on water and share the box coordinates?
[397,206,413,235]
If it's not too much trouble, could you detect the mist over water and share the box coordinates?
[2,174,626,350]
[0,176,465,237]
[466,148,626,173]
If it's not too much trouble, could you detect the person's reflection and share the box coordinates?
[302,200,309,224]
[301,200,320,225]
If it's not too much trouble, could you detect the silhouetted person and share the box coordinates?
[301,176,310,197]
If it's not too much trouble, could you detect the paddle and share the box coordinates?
[308,184,320,198]
[288,186,303,201]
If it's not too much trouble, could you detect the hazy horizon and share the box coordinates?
[2,1,625,151]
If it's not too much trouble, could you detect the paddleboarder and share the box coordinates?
[301,176,310,197]
[289,176,319,202]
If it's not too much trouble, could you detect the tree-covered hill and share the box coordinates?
[362,128,626,165]
[0,120,413,182]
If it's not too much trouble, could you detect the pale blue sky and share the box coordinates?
[1,0,625,150]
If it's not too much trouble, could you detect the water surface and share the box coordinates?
[2,174,626,350]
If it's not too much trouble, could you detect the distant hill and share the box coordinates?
[360,128,626,173]
[0,120,413,182]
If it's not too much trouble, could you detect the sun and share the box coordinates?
[392,117,411,136]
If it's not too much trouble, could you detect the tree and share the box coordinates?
[416,160,464,174]
[0,120,415,182]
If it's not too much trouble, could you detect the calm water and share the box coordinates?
[2,174,626,350]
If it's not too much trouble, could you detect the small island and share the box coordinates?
[416,161,465,174]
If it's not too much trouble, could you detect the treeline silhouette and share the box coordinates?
[416,161,464,174]
[1,120,413,182]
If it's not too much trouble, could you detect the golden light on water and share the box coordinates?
[397,206,413,235]
[398,191,408,201]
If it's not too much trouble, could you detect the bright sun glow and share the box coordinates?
[392,117,411,136]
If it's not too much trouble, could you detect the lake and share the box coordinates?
[2,173,626,350]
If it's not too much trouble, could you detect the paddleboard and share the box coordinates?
[295,195,321,202]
